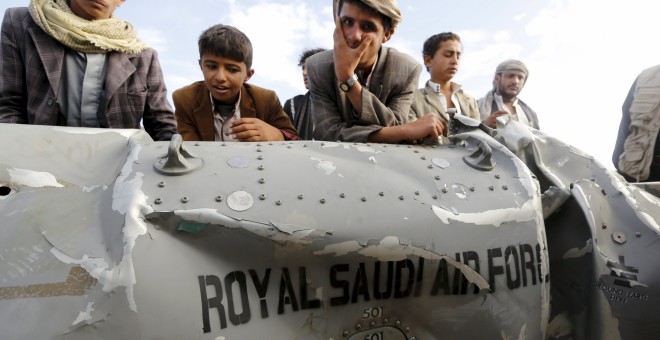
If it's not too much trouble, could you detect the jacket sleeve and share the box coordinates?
[0,8,28,123]
[172,88,202,141]
[141,49,177,141]
[613,78,637,171]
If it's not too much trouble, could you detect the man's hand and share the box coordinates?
[482,110,509,128]
[405,114,447,144]
[229,118,284,142]
[368,114,447,144]
[332,16,372,81]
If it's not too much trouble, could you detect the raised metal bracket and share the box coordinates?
[154,134,203,176]
[463,140,495,171]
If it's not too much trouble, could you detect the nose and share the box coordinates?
[344,27,362,47]
[214,68,227,83]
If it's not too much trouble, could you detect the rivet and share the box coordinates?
[298,194,304,200]
[340,193,346,198]
[435,175,441,180]
[221,143,226,146]
[215,196,223,202]
[268,143,273,146]
[489,186,495,191]
[407,145,412,148]
[256,143,262,147]
[276,200,282,206]
[259,178,265,184]
[356,324,362,330]
[414,191,420,195]
[399,196,404,200]
[442,188,448,193]
[502,185,508,190]
[258,155,264,160]
[194,143,200,146]
[495,174,501,179]
[414,150,419,153]
[258,165,265,170]
[421,156,426,160]
[428,165,434,169]
[432,195,438,199]
[384,318,389,323]
[635,232,642,237]
[259,194,266,200]
[405,326,410,332]
[158,181,165,187]
[469,187,475,192]
[410,337,416,340]
[361,197,367,202]
[602,224,607,229]
[343,330,349,337]
[287,145,292,149]
[321,142,326,146]
[257,148,262,152]
[379,192,384,196]
[320,198,326,204]
[181,197,189,203]
[303,144,308,147]
[395,320,401,326]
[154,197,162,204]
[369,321,376,327]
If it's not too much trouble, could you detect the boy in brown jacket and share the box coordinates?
[173,24,299,141]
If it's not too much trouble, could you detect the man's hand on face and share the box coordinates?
[333,16,372,81]
[228,118,284,142]
[482,110,509,128]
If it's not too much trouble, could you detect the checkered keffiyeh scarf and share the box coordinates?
[28,0,147,53]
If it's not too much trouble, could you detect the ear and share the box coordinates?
[244,68,255,82]
[423,54,432,68]
[198,59,202,71]
[382,30,393,43]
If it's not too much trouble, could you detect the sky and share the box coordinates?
[3,0,660,169]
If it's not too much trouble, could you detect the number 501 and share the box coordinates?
[363,307,384,319]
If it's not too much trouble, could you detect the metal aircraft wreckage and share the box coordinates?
[0,115,659,340]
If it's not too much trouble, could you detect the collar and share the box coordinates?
[428,80,462,95]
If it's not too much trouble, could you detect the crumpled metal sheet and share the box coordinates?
[0,118,657,339]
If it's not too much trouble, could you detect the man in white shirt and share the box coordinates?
[477,59,540,129]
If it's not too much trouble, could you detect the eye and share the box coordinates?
[361,23,376,32]
[342,18,353,26]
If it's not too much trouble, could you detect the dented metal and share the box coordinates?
[0,117,658,339]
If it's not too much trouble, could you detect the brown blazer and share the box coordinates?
[172,81,298,141]
[0,7,177,141]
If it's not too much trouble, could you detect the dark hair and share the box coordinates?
[337,0,393,33]
[298,47,327,67]
[198,24,253,69]
[422,32,461,59]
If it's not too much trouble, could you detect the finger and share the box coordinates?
[356,35,373,55]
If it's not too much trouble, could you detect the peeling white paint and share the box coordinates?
[610,178,660,234]
[315,236,490,290]
[52,126,138,138]
[432,199,537,227]
[72,302,95,326]
[82,185,108,192]
[310,157,337,175]
[368,156,377,163]
[563,239,593,259]
[556,157,569,167]
[8,168,63,188]
[547,312,573,338]
[314,240,362,256]
[320,142,341,148]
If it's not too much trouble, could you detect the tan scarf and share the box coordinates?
[28,0,147,53]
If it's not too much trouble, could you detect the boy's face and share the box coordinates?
[424,39,462,84]
[339,2,391,69]
[69,0,125,20]
[199,52,254,105]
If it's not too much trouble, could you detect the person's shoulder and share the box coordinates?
[243,82,278,97]
[3,7,32,25]
[173,81,206,101]
[306,50,333,69]
[383,46,421,69]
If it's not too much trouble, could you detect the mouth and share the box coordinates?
[89,0,108,8]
